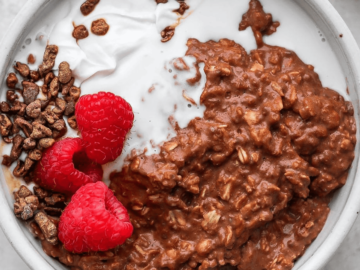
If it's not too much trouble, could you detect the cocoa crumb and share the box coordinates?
[30,122,52,139]
[26,100,42,118]
[44,72,55,86]
[69,86,81,101]
[23,138,36,150]
[80,0,100,16]
[14,117,33,137]
[14,62,30,78]
[156,0,168,3]
[22,81,40,105]
[24,157,35,171]
[33,186,50,199]
[73,25,89,40]
[38,138,55,149]
[161,26,175,43]
[40,99,50,110]
[64,99,75,116]
[13,160,27,177]
[28,54,36,65]
[0,114,13,137]
[58,62,72,84]
[49,77,60,97]
[6,73,18,88]
[0,102,10,113]
[2,155,13,167]
[29,221,45,241]
[91,19,110,36]
[45,194,65,206]
[61,77,74,96]
[29,149,42,161]
[173,1,189,15]
[14,186,39,220]
[50,119,66,132]
[53,98,66,115]
[39,45,58,77]
[3,137,13,144]
[34,212,58,245]
[67,115,77,129]
[10,134,25,162]
[30,70,40,82]
[6,90,19,104]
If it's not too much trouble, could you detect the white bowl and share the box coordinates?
[1,0,360,269]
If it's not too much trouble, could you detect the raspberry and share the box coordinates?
[58,181,133,253]
[75,92,134,165]
[34,138,103,194]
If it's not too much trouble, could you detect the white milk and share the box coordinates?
[3,0,346,182]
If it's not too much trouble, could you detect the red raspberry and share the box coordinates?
[34,138,103,194]
[75,92,134,165]
[58,181,133,253]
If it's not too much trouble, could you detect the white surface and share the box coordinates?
[0,0,360,269]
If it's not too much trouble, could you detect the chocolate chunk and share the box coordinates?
[26,100,41,118]
[6,73,18,88]
[58,62,72,84]
[14,62,30,78]
[30,122,52,139]
[22,81,40,105]
[91,19,110,36]
[0,114,12,137]
[80,0,100,16]
[39,45,58,77]
[73,25,89,40]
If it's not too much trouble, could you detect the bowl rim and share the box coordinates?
[1,0,360,269]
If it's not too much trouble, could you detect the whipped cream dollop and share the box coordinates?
[4,0,346,181]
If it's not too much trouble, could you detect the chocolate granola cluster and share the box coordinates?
[1,45,79,181]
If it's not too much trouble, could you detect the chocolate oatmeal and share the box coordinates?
[72,24,89,41]
[80,0,100,16]
[3,0,356,270]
